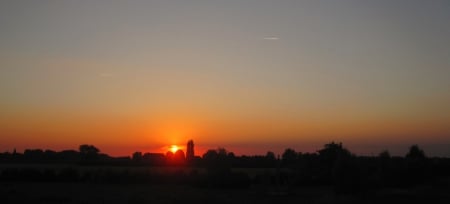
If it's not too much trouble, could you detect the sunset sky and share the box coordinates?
[1,0,449,157]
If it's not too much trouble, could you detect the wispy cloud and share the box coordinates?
[263,37,280,40]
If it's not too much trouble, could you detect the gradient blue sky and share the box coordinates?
[1,0,449,156]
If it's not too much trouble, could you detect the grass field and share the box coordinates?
[0,182,337,204]
[0,164,292,180]
[1,164,450,203]
[3,182,449,204]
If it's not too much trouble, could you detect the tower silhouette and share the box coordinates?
[186,140,195,161]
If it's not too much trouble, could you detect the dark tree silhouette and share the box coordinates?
[331,149,361,194]
[132,151,142,162]
[227,152,235,158]
[60,150,80,161]
[266,151,276,161]
[378,150,393,187]
[165,150,186,165]
[217,148,227,157]
[203,149,219,161]
[173,149,186,163]
[2,140,450,195]
[79,144,99,155]
[200,148,250,188]
[379,150,391,159]
[316,142,352,184]
[142,153,166,166]
[24,149,44,161]
[406,145,426,159]
[405,144,429,185]
[318,142,351,165]
[44,149,57,160]
[79,144,100,162]
[265,151,277,167]
[203,148,232,174]
[166,151,174,160]
[282,148,297,166]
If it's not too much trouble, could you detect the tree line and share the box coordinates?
[1,142,450,193]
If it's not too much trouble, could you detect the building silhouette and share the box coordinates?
[186,139,195,161]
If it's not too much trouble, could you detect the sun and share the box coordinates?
[169,145,179,153]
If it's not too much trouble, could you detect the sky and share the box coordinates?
[1,0,450,157]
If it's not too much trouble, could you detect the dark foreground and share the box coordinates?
[2,143,450,203]
[1,182,450,204]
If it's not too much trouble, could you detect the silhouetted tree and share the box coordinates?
[405,145,429,185]
[265,151,277,167]
[317,142,352,182]
[332,153,360,194]
[79,144,99,155]
[24,149,44,161]
[173,149,186,164]
[59,150,80,161]
[44,149,57,161]
[406,145,426,159]
[318,142,351,165]
[203,148,232,175]
[201,148,250,188]
[266,151,276,160]
[132,152,142,162]
[378,150,393,187]
[217,148,228,157]
[164,150,186,166]
[166,151,174,161]
[227,152,235,158]
[379,150,391,159]
[143,153,166,166]
[282,148,297,166]
[203,149,218,161]
[79,144,100,162]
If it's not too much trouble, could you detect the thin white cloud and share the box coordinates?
[263,37,280,40]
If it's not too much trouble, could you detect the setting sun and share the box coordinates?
[169,145,179,153]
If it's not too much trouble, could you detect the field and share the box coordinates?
[2,182,449,204]
[0,182,355,204]
[1,165,450,203]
